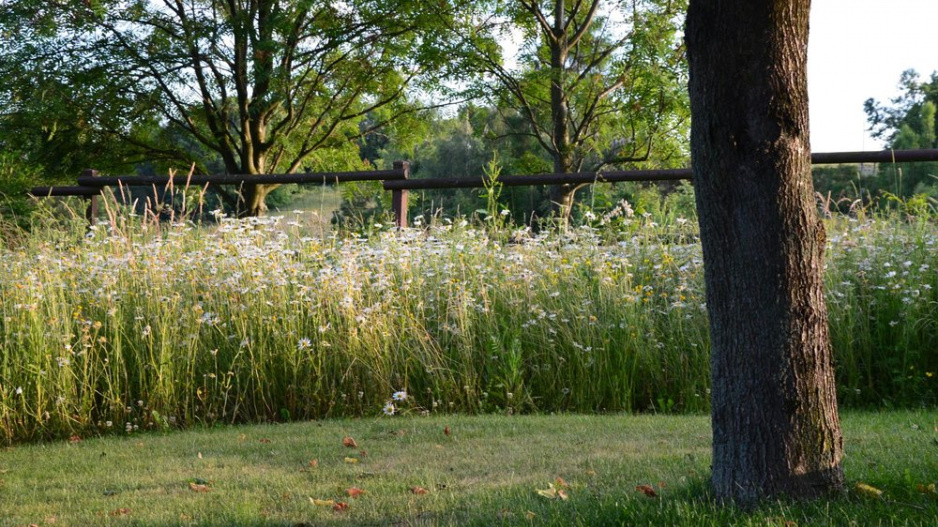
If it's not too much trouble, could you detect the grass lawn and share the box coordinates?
[1,411,937,526]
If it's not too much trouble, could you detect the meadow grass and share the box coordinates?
[1,411,936,526]
[0,203,935,444]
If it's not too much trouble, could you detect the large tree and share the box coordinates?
[444,0,688,222]
[686,0,845,502]
[1,0,460,215]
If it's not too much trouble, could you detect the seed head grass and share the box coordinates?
[0,204,935,443]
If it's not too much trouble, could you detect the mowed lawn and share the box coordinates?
[1,411,937,526]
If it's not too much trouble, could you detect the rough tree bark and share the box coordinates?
[686,0,845,502]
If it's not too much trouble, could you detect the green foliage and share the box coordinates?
[865,69,938,197]
[0,0,475,213]
[0,153,40,228]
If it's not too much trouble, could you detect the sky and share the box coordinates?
[808,0,938,153]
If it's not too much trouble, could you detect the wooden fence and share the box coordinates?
[29,150,938,228]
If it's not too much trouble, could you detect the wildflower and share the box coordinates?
[382,402,396,416]
[392,391,407,402]
[15,387,23,395]
[297,337,312,350]
[142,325,151,337]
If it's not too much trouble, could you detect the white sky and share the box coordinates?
[808,0,938,152]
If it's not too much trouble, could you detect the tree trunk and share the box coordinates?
[548,0,576,224]
[686,0,844,503]
[241,183,275,217]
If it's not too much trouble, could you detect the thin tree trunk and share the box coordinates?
[241,183,274,217]
[686,0,844,503]
[548,0,575,224]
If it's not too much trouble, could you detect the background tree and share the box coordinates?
[1,0,463,216]
[865,70,938,198]
[439,0,688,222]
[686,0,845,502]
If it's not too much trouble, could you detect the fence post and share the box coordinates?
[83,169,99,226]
[391,160,409,229]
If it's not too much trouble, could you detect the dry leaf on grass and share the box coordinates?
[308,459,318,468]
[108,508,131,517]
[635,484,657,498]
[536,483,568,500]
[259,438,271,444]
[855,482,883,499]
[189,482,211,492]
[343,457,359,464]
[332,501,349,512]
[410,486,429,495]
[444,426,451,437]
[343,436,358,448]
[346,487,366,498]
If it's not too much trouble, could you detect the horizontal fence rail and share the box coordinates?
[75,167,407,188]
[383,168,690,191]
[383,149,938,191]
[26,149,938,228]
[29,185,102,197]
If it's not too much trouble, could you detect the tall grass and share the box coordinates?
[0,200,935,444]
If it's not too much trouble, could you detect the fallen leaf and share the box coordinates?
[359,450,368,458]
[309,498,334,506]
[189,482,211,493]
[525,511,537,520]
[444,426,451,437]
[259,438,271,444]
[536,487,557,499]
[854,482,883,499]
[332,501,349,512]
[635,484,657,498]
[308,459,318,468]
[108,508,131,517]
[410,486,429,495]
[555,477,570,489]
[536,483,567,500]
[68,435,82,444]
[197,452,203,459]
[657,481,667,489]
[585,469,596,476]
[916,483,936,494]
[344,457,359,464]
[343,436,358,448]
[346,487,366,498]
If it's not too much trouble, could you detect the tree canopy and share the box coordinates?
[1,0,470,214]
[440,0,688,220]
